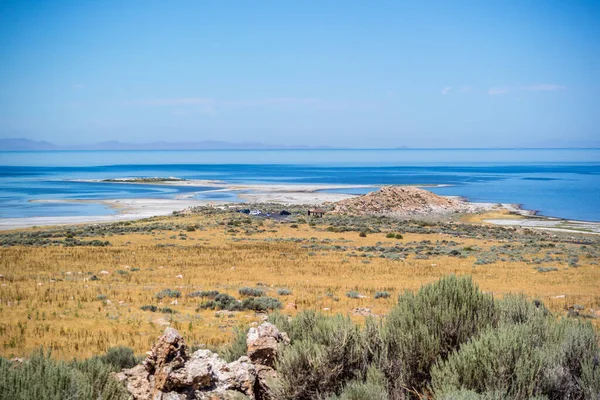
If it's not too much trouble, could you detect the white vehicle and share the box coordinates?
[249,210,262,216]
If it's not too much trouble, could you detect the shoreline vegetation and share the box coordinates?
[0,202,599,398]
[1,179,598,235]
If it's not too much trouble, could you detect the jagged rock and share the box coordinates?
[253,364,280,400]
[246,323,290,368]
[119,323,289,400]
[116,364,153,400]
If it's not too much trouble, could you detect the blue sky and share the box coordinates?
[1,0,599,148]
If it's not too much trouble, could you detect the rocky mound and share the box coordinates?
[116,323,290,400]
[331,186,468,216]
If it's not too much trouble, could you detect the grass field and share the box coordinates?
[1,207,599,359]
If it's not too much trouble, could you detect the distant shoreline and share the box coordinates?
[2,179,598,235]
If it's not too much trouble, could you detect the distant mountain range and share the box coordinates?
[1,138,598,151]
[0,138,335,151]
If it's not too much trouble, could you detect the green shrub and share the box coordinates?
[346,291,361,299]
[496,293,548,327]
[188,290,219,299]
[242,296,282,311]
[275,312,368,399]
[386,233,396,239]
[98,346,139,370]
[198,293,242,311]
[0,349,128,400]
[278,288,292,296]
[431,318,600,400]
[155,288,181,299]
[140,305,157,312]
[359,232,367,237]
[239,287,266,297]
[379,275,497,396]
[158,307,177,314]
[374,291,390,299]
[221,325,249,362]
[395,234,403,240]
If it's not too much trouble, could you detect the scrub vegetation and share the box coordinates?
[0,205,599,397]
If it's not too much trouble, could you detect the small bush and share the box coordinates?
[395,234,403,240]
[155,288,181,299]
[359,232,367,237]
[239,287,266,297]
[99,346,139,370]
[242,296,282,311]
[188,290,219,299]
[374,291,390,299]
[140,305,157,312]
[278,288,292,296]
[198,293,242,311]
[346,291,361,299]
[536,266,558,273]
[386,233,396,239]
[221,325,249,362]
[186,225,196,232]
[96,294,107,301]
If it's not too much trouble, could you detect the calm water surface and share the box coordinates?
[0,149,598,221]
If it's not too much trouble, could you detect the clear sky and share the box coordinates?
[1,0,599,148]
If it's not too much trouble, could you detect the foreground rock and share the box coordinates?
[117,323,289,400]
[330,185,470,216]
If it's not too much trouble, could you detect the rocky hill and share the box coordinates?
[330,186,469,216]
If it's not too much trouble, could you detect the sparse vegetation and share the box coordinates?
[0,207,598,364]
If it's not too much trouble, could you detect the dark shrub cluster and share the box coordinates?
[155,288,181,299]
[187,290,220,298]
[197,293,282,312]
[238,287,266,297]
[374,291,390,299]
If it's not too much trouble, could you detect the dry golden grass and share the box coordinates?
[1,213,599,359]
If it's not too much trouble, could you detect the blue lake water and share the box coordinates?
[0,149,598,221]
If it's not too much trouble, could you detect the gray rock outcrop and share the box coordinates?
[117,323,290,400]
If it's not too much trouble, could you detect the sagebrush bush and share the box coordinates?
[374,291,390,299]
[98,346,139,370]
[242,296,282,311]
[275,312,368,399]
[155,288,181,299]
[220,325,249,362]
[187,290,219,298]
[198,293,242,311]
[238,287,266,297]
[0,349,128,400]
[378,275,497,397]
[431,317,600,400]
